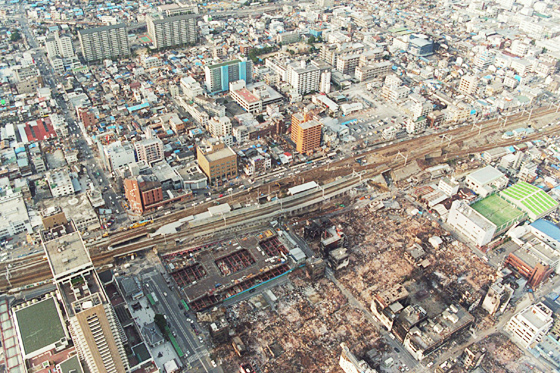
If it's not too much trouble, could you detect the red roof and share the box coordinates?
[24,118,56,142]
[235,88,260,104]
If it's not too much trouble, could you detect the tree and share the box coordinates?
[256,114,265,123]
[307,35,316,44]
[10,30,21,42]
[154,314,168,336]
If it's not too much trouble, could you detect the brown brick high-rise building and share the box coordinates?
[124,175,163,214]
[291,119,322,154]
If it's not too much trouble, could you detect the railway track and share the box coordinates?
[3,106,559,291]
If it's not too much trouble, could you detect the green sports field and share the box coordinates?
[471,194,525,228]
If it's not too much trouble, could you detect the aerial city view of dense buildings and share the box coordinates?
[4,0,560,371]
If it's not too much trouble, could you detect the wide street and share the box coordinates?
[144,270,221,373]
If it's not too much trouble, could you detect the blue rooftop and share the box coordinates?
[531,219,560,243]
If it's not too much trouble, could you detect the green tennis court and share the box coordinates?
[138,35,152,43]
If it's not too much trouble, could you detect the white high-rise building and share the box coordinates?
[45,33,74,59]
[458,75,479,95]
[287,60,320,95]
[320,70,331,94]
[208,117,232,137]
[78,24,130,62]
[134,138,164,165]
[147,14,198,50]
[511,40,529,57]
[180,76,204,99]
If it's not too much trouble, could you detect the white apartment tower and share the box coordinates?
[458,75,479,95]
[135,138,164,165]
[506,303,553,349]
[147,14,198,50]
[78,24,130,62]
[45,33,74,59]
[287,60,321,95]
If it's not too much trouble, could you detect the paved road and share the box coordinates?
[145,271,221,373]
[17,9,128,230]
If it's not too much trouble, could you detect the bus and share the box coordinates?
[147,292,158,306]
[169,335,184,358]
[181,299,190,312]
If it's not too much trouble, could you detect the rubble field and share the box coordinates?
[213,273,381,372]
[329,200,495,310]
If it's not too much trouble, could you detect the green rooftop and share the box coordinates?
[14,297,66,356]
[471,193,526,229]
[207,59,242,69]
[500,182,558,220]
[58,355,83,373]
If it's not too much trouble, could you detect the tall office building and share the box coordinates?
[41,217,129,373]
[45,33,74,59]
[291,119,322,154]
[78,24,130,62]
[205,58,253,93]
[147,14,198,50]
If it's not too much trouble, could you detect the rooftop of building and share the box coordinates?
[466,165,505,186]
[203,146,237,162]
[233,88,260,104]
[517,303,553,330]
[58,355,84,373]
[501,181,558,218]
[531,219,560,242]
[149,13,198,23]
[207,59,242,69]
[298,120,322,130]
[375,284,409,308]
[43,228,92,279]
[408,304,474,351]
[13,296,66,357]
[78,23,126,35]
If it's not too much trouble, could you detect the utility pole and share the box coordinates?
[394,151,408,166]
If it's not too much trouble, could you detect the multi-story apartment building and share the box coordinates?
[196,142,237,185]
[41,219,129,373]
[291,119,322,154]
[458,75,479,95]
[355,61,391,82]
[180,76,204,99]
[45,33,74,59]
[0,192,32,239]
[208,116,232,137]
[78,24,130,62]
[134,138,164,165]
[205,59,253,93]
[506,303,553,349]
[102,141,136,172]
[287,61,321,95]
[147,14,198,50]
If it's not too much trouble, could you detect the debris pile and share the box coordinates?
[213,272,380,372]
